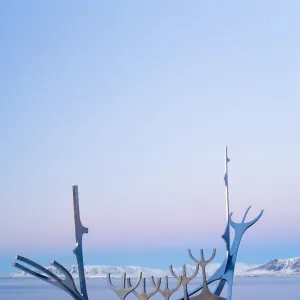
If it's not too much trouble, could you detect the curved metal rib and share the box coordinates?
[179,207,264,300]
[51,260,80,294]
[189,249,225,300]
[242,206,251,223]
[201,248,216,266]
[126,277,140,298]
[14,256,62,283]
[189,248,216,267]
[107,273,118,293]
[188,249,198,264]
[128,276,161,299]
[151,275,182,300]
[169,265,180,279]
[13,262,51,282]
[170,264,199,300]
[13,256,84,300]
[12,186,89,300]
[230,207,264,230]
[213,207,264,300]
[107,272,142,300]
[147,277,161,298]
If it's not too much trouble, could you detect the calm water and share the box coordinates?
[1,277,300,299]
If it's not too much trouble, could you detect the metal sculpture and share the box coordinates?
[13,256,85,300]
[13,185,89,300]
[12,146,263,300]
[188,249,225,300]
[107,272,142,300]
[150,275,182,299]
[169,264,199,300]
[73,185,89,299]
[178,146,264,300]
[126,276,161,299]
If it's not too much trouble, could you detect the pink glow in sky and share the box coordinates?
[1,1,300,269]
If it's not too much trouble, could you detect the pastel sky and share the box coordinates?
[1,0,300,275]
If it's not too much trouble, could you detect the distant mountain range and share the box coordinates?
[13,264,221,278]
[13,257,300,278]
[248,257,300,275]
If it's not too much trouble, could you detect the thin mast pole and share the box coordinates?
[223,146,230,254]
[224,146,230,226]
[206,146,231,297]
[72,185,89,300]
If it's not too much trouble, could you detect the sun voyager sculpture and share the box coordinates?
[13,147,263,299]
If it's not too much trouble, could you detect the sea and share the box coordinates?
[0,276,300,299]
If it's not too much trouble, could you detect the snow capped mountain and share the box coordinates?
[247,257,300,275]
[14,258,300,278]
[170,263,221,277]
[13,264,209,278]
[13,265,167,278]
[13,262,250,278]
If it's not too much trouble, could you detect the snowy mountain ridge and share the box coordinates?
[13,257,300,278]
[248,257,300,275]
[13,263,247,278]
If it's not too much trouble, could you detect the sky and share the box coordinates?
[0,0,300,275]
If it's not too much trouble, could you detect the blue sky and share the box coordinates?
[1,0,300,275]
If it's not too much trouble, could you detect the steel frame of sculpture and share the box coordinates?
[127,276,162,299]
[169,263,199,299]
[178,147,264,300]
[107,272,142,300]
[12,146,263,300]
[189,249,225,300]
[151,275,182,299]
[13,185,88,300]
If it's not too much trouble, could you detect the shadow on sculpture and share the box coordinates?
[12,147,263,300]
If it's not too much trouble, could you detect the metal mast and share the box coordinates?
[223,146,230,254]
[72,185,89,300]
